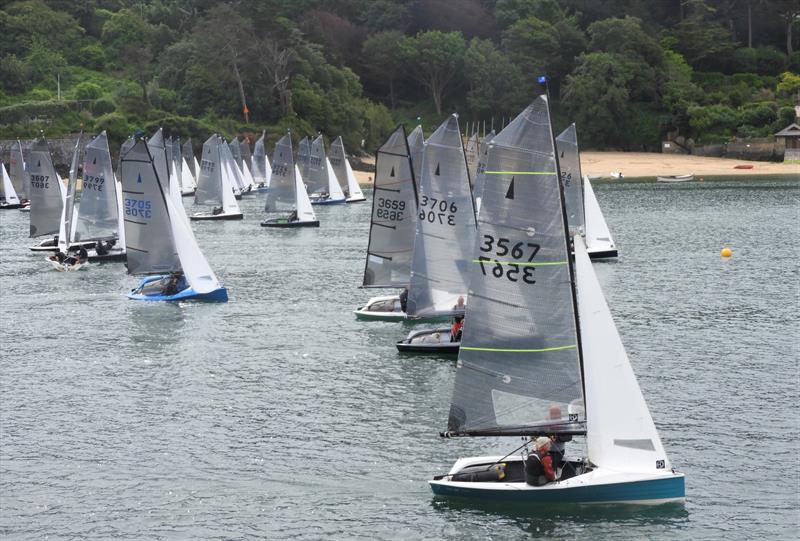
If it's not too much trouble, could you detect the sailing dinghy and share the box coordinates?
[429,96,684,505]
[329,136,366,203]
[556,124,617,259]
[191,135,244,221]
[354,126,418,321]
[261,133,319,227]
[9,140,30,210]
[306,135,346,205]
[71,131,127,262]
[181,138,198,196]
[48,135,86,271]
[1,163,22,209]
[122,132,227,302]
[397,114,476,350]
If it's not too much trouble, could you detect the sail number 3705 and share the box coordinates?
[124,198,152,218]
[477,234,540,284]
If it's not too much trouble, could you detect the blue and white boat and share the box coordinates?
[429,96,684,505]
[121,130,228,302]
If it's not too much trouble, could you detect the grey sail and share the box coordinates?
[252,131,267,183]
[264,134,296,212]
[446,96,585,437]
[165,136,174,176]
[172,137,183,178]
[472,129,496,204]
[297,136,310,179]
[75,131,119,241]
[407,125,424,190]
[555,123,585,236]
[9,140,28,199]
[120,137,180,275]
[305,135,328,195]
[240,137,252,171]
[119,136,135,173]
[328,136,350,193]
[182,139,196,178]
[407,114,477,317]
[362,126,417,288]
[231,137,243,170]
[60,135,82,250]
[465,132,479,185]
[194,135,223,206]
[28,137,63,238]
[147,129,171,196]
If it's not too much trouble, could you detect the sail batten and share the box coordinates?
[362,126,417,288]
[446,96,584,438]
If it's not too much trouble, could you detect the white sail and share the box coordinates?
[575,235,669,472]
[75,132,120,242]
[179,157,195,192]
[325,158,346,200]
[1,163,20,204]
[242,160,256,191]
[192,157,200,188]
[57,137,81,253]
[295,165,317,223]
[344,158,364,200]
[264,154,273,187]
[162,182,221,294]
[220,144,242,215]
[583,177,616,255]
[114,172,126,250]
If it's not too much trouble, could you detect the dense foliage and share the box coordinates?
[0,0,798,151]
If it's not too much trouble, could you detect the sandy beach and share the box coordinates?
[352,152,798,185]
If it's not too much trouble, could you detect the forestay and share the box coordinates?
[407,125,424,190]
[9,141,28,199]
[556,124,585,236]
[446,96,585,437]
[75,131,119,242]
[362,126,417,288]
[265,134,296,212]
[28,137,65,238]
[407,114,476,318]
[120,137,180,275]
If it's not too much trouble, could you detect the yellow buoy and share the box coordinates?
[721,247,732,257]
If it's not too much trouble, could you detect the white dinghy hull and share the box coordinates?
[429,456,685,505]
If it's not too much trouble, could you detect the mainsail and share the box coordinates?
[1,163,20,205]
[446,96,585,437]
[297,136,310,180]
[306,135,340,197]
[9,141,28,200]
[362,126,417,287]
[265,134,296,212]
[182,138,196,179]
[252,131,269,185]
[407,125,424,190]
[407,114,476,317]
[120,136,180,275]
[28,137,65,238]
[556,124,585,236]
[195,135,222,206]
[329,136,364,200]
[75,131,120,241]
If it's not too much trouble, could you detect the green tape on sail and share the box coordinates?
[484,171,557,175]
[461,345,577,353]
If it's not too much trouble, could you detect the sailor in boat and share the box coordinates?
[93,239,115,256]
[287,210,298,223]
[450,315,464,342]
[399,286,408,313]
[162,273,183,296]
[212,206,224,215]
[525,437,557,487]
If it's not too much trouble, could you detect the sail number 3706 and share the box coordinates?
[477,234,540,284]
[418,195,457,226]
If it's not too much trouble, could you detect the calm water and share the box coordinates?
[1,179,798,540]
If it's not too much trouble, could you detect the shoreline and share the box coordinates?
[352,152,798,185]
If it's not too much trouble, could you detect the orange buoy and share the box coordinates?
[721,247,732,257]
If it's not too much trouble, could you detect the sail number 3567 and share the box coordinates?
[478,234,540,284]
[418,195,457,226]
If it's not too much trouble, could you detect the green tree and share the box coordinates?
[361,31,406,110]
[463,38,529,116]
[102,9,156,106]
[399,31,466,115]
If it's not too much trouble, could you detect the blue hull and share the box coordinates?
[127,275,228,302]
[430,476,684,504]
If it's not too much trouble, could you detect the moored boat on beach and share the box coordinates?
[656,174,694,182]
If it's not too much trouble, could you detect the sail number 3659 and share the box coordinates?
[478,235,540,284]
[376,197,405,221]
[418,195,457,226]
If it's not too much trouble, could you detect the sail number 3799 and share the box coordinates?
[477,234,540,284]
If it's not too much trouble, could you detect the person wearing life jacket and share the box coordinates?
[525,436,557,486]
[450,315,464,342]
[399,285,409,313]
